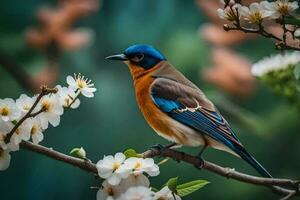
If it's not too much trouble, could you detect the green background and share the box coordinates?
[0,0,300,199]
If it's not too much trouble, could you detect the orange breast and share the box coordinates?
[128,62,188,144]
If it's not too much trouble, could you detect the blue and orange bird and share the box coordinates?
[106,44,272,178]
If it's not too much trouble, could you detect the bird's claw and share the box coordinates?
[194,155,204,169]
[150,144,165,153]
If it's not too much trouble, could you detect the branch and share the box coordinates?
[4,86,57,143]
[20,141,97,174]
[0,52,36,92]
[223,21,300,51]
[19,141,300,197]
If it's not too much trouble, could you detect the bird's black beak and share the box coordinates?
[105,54,128,61]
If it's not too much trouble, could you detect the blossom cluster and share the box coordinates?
[0,73,96,171]
[218,0,299,36]
[96,152,181,200]
[251,51,300,100]
[252,51,300,77]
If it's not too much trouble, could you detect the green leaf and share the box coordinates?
[285,15,300,26]
[294,63,300,80]
[177,180,209,197]
[124,149,139,158]
[166,177,178,193]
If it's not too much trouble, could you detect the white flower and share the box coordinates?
[295,28,300,37]
[0,148,11,171]
[217,4,242,21]
[239,2,272,24]
[0,121,13,150]
[121,157,160,177]
[0,98,21,122]
[154,186,181,200]
[67,73,96,98]
[56,85,80,109]
[36,94,64,129]
[96,153,131,186]
[117,186,155,200]
[16,94,37,115]
[8,118,32,151]
[119,174,150,189]
[251,51,300,77]
[28,118,44,144]
[262,0,299,19]
[97,180,122,200]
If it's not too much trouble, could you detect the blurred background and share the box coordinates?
[0,0,300,199]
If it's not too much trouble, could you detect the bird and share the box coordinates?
[106,44,272,178]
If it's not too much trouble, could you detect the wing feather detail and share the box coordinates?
[150,78,243,148]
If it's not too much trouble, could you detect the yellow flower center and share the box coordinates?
[249,11,263,24]
[42,100,52,112]
[0,134,4,142]
[106,186,114,196]
[31,125,37,135]
[134,161,142,169]
[225,8,238,21]
[15,127,21,135]
[64,98,70,107]
[112,162,120,171]
[77,79,87,89]
[277,3,289,15]
[23,104,31,111]
[0,106,10,116]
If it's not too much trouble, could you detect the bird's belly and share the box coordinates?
[154,115,206,147]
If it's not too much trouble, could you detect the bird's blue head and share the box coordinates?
[106,44,166,69]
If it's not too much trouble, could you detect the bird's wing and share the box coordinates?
[150,77,243,149]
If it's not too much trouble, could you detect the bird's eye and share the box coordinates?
[131,53,144,62]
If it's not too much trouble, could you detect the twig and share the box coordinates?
[19,140,300,197]
[20,141,97,174]
[223,22,300,51]
[280,191,297,200]
[4,86,57,143]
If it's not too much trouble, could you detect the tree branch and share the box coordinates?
[19,140,300,197]
[4,86,57,143]
[0,52,36,92]
[20,141,97,173]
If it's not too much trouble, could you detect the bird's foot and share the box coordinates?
[150,142,177,152]
[194,155,204,169]
[150,144,165,153]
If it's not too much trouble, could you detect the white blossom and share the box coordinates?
[0,98,21,122]
[117,186,155,200]
[262,0,299,19]
[96,153,131,186]
[28,118,44,144]
[67,73,96,98]
[36,94,64,129]
[9,118,32,151]
[0,148,11,171]
[0,121,12,150]
[239,2,272,24]
[217,4,242,21]
[251,51,300,77]
[121,157,160,177]
[120,174,150,188]
[97,180,122,200]
[56,85,80,109]
[155,186,181,200]
[16,94,37,115]
[294,28,300,37]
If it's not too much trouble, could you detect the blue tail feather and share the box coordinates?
[238,148,272,178]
